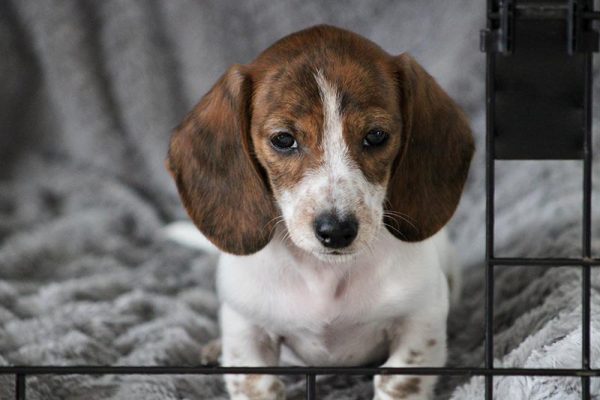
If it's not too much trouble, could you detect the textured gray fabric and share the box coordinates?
[0,0,599,398]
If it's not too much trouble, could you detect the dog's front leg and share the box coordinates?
[221,304,285,400]
[374,309,448,400]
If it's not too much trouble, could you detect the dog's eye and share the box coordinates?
[363,130,389,147]
[271,132,298,151]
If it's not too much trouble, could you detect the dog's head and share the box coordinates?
[167,25,474,259]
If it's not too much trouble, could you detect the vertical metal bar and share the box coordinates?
[306,374,316,400]
[485,2,497,399]
[582,377,590,400]
[580,11,593,395]
[15,374,25,400]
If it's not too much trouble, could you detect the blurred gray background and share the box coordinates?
[0,0,599,399]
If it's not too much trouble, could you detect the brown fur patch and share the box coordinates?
[200,338,222,365]
[167,65,277,255]
[393,377,421,397]
[427,339,437,347]
[250,26,405,196]
[406,350,422,364]
[334,277,348,299]
[240,375,262,400]
[236,375,284,400]
[379,377,421,398]
[384,54,475,241]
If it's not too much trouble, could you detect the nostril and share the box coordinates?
[315,217,335,243]
[314,213,359,249]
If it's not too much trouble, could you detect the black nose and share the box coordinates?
[314,213,359,249]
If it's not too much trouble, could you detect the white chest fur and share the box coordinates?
[217,228,451,367]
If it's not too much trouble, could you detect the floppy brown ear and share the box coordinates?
[385,54,475,241]
[166,65,277,255]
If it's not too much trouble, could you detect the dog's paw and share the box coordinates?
[373,375,428,400]
[225,374,285,400]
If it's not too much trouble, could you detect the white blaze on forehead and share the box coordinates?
[314,71,354,195]
[315,71,349,171]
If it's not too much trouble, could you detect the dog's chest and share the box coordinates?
[271,268,395,365]
[217,234,441,366]
[219,254,410,365]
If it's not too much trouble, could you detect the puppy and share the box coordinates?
[166,25,474,400]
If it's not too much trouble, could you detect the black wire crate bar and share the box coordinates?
[3,366,600,400]
[3,365,600,376]
[490,257,600,266]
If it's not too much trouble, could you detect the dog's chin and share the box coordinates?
[311,250,359,264]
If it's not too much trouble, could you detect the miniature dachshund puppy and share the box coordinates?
[166,25,474,400]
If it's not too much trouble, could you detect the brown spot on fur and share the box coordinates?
[239,375,285,400]
[406,350,422,364]
[242,375,263,400]
[334,277,348,299]
[200,338,222,365]
[268,379,285,394]
[394,377,421,397]
[379,377,421,398]
[427,339,437,347]
[378,375,392,386]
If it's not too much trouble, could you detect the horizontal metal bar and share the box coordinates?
[489,9,600,20]
[1,366,600,377]
[491,257,600,266]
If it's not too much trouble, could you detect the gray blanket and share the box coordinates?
[1,1,599,399]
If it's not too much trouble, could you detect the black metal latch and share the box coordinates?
[481,0,599,55]
[481,0,598,160]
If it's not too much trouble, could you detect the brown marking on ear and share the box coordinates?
[385,54,475,241]
[167,65,277,255]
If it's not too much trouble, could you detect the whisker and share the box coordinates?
[383,210,417,225]
[265,215,286,237]
[383,221,407,240]
[383,211,418,233]
[365,240,375,257]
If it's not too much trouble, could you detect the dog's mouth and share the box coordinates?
[328,250,351,256]
[312,249,359,263]
[316,248,355,256]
